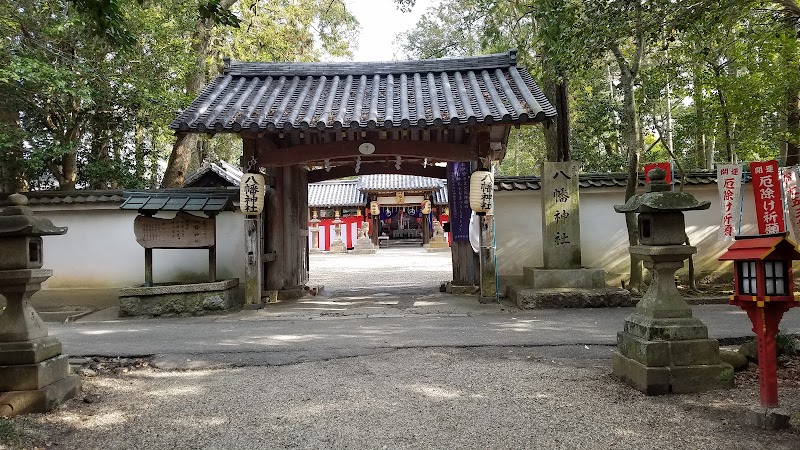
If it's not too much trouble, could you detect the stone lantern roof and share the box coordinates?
[613,167,710,214]
[0,194,67,237]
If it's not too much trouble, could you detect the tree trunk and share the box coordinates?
[612,37,644,292]
[620,70,643,291]
[161,17,214,188]
[787,88,800,166]
[90,116,109,189]
[692,63,708,168]
[542,79,570,162]
[162,132,197,187]
[60,148,78,191]
[785,21,800,166]
[134,121,147,185]
[0,107,27,193]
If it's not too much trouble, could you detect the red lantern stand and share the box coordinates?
[719,233,800,427]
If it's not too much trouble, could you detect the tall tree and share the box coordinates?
[161,0,359,187]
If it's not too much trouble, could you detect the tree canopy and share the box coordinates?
[0,0,359,191]
[1,0,798,191]
[397,0,800,177]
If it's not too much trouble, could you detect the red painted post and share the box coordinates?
[744,305,790,409]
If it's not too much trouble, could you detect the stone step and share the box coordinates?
[522,267,607,289]
[510,286,633,309]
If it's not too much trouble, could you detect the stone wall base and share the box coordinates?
[118,279,240,317]
[0,374,81,417]
[510,287,633,309]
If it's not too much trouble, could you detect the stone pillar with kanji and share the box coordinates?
[542,161,581,269]
[505,162,629,308]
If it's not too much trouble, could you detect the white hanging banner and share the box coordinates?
[780,165,800,240]
[717,164,743,241]
[240,173,265,215]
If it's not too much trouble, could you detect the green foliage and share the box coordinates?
[398,0,800,174]
[0,0,358,191]
[777,332,798,357]
[199,0,241,27]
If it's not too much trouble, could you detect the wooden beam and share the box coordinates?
[244,218,261,305]
[308,162,447,183]
[258,139,476,166]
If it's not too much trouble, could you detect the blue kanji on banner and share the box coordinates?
[447,162,471,241]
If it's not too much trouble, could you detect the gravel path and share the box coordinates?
[308,248,453,295]
[11,347,800,450]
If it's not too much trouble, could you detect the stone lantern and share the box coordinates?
[0,193,81,416]
[612,168,733,395]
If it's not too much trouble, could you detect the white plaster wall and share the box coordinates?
[35,207,245,290]
[495,183,762,284]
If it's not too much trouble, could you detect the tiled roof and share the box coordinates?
[308,180,365,207]
[184,160,243,187]
[357,174,444,192]
[120,190,236,213]
[170,50,556,133]
[431,185,448,205]
[0,190,125,206]
[308,175,449,208]
[494,171,720,191]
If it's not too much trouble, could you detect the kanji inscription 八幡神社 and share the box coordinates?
[541,161,581,269]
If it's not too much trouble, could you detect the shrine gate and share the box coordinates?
[170,50,556,303]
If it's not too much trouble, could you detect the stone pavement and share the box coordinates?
[50,295,800,369]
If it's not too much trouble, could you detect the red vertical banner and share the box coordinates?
[717,164,743,240]
[644,162,672,184]
[750,160,785,234]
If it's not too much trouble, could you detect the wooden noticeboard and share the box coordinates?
[132,212,217,286]
[134,212,215,249]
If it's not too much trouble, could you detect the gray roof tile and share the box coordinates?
[357,174,444,192]
[170,50,556,133]
[494,171,723,191]
[308,175,449,208]
[308,180,365,208]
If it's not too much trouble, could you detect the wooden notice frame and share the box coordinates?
[133,212,218,286]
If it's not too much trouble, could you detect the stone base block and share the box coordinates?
[617,331,721,367]
[0,374,81,417]
[278,287,306,301]
[523,268,607,289]
[511,287,633,309]
[118,279,240,317]
[613,351,734,395]
[623,313,709,341]
[427,245,450,252]
[445,283,478,295]
[351,248,377,254]
[0,336,62,365]
[750,406,792,430]
[328,242,347,253]
[0,354,70,391]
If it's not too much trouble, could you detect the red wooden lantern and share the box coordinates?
[719,233,800,412]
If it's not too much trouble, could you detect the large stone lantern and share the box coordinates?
[612,169,733,395]
[0,193,81,416]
